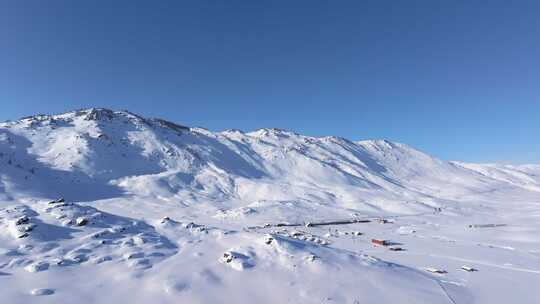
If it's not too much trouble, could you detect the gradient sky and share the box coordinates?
[1,1,539,163]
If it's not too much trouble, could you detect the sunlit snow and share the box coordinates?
[1,108,539,303]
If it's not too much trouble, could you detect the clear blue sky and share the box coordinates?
[1,1,539,163]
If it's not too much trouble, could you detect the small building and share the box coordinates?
[425,267,447,274]
[461,265,477,272]
[372,239,389,246]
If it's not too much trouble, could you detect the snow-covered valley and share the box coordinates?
[1,108,539,303]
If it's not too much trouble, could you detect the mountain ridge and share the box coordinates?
[2,109,540,304]
[1,108,539,214]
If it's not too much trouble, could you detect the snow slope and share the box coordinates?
[1,108,539,303]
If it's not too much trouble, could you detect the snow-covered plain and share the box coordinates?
[1,108,539,303]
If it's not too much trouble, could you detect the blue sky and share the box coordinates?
[1,1,539,163]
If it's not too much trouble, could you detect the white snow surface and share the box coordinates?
[0,108,539,303]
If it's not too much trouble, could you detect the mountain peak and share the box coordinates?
[80,108,116,121]
[8,108,191,134]
[247,128,300,138]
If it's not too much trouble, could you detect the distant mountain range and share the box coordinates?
[1,108,539,216]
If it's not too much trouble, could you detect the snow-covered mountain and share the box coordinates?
[2,108,538,210]
[1,108,539,304]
